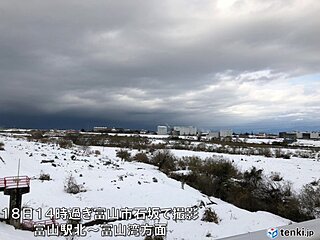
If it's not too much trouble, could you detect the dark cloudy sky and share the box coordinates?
[0,0,320,132]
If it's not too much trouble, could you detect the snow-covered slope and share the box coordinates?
[0,136,291,239]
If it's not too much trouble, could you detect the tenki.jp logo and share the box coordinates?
[267,228,279,239]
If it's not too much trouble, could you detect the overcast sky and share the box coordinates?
[0,0,320,132]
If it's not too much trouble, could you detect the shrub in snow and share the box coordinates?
[201,208,220,224]
[210,160,239,198]
[274,148,284,158]
[151,149,176,173]
[29,130,45,140]
[181,156,202,171]
[293,150,312,159]
[0,141,4,150]
[64,175,83,194]
[299,180,320,218]
[195,142,207,151]
[283,154,291,159]
[176,158,188,170]
[133,152,150,163]
[270,172,283,182]
[238,172,311,222]
[81,145,91,155]
[38,137,55,144]
[170,156,239,199]
[57,139,73,149]
[39,171,51,181]
[261,147,272,157]
[116,149,131,161]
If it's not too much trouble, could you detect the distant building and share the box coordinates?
[93,127,109,132]
[296,132,303,139]
[157,126,169,135]
[220,129,233,138]
[173,126,197,136]
[279,132,297,139]
[310,132,319,139]
[207,131,220,140]
[279,131,320,140]
[65,129,79,134]
[255,133,267,138]
[312,132,320,139]
[302,132,311,139]
[140,130,148,134]
[93,126,133,133]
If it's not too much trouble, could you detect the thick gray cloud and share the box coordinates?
[0,0,320,130]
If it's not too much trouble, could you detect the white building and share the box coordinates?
[295,131,320,139]
[220,129,233,138]
[157,126,169,135]
[310,132,320,139]
[173,126,197,136]
[93,127,109,132]
[207,131,220,140]
[296,132,303,139]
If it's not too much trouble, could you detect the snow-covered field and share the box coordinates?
[236,137,320,148]
[6,136,319,239]
[236,138,283,144]
[291,139,320,147]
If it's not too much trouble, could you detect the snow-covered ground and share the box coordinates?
[0,136,294,239]
[291,139,320,147]
[236,138,283,144]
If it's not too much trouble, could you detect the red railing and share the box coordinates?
[0,176,30,189]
